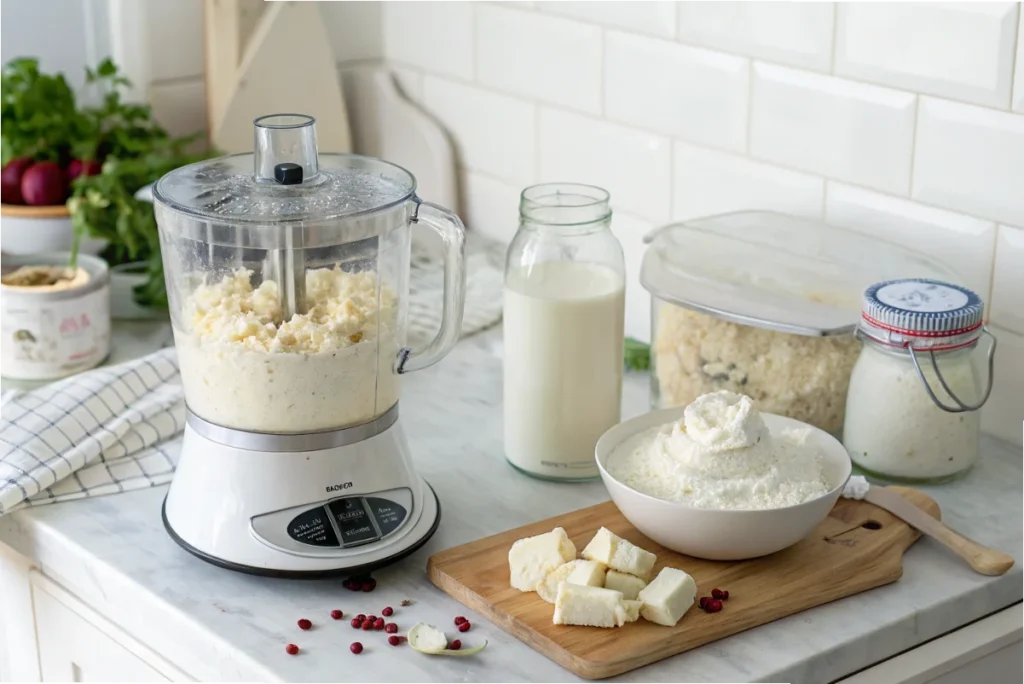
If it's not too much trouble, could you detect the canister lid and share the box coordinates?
[860,278,985,350]
[640,211,963,337]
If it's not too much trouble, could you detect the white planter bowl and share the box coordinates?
[1,204,107,255]
[595,406,852,561]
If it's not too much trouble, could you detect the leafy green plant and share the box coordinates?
[624,337,651,372]
[2,57,210,309]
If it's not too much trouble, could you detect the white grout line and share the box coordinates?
[745,59,755,156]
[907,95,921,197]
[829,2,840,75]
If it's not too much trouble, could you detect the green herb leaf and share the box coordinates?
[624,337,651,372]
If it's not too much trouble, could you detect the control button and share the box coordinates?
[365,497,407,537]
[328,497,379,547]
[287,506,340,547]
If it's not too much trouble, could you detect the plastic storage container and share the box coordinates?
[844,278,995,483]
[640,211,961,436]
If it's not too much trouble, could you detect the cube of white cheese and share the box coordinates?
[508,527,577,592]
[637,567,697,627]
[622,599,642,623]
[604,569,647,600]
[564,560,606,588]
[553,583,633,628]
[537,560,580,603]
[581,527,657,579]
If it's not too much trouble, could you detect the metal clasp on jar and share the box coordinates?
[907,327,998,414]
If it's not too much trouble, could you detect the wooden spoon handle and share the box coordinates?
[865,487,1015,576]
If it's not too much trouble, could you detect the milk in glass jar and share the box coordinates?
[843,278,996,483]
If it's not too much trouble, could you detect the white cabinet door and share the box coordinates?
[838,604,1023,684]
[31,573,190,682]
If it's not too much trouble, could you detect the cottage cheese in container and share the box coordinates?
[640,211,963,437]
[175,267,398,433]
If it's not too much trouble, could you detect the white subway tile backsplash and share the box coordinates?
[497,1,537,7]
[543,2,676,39]
[321,1,384,63]
[459,170,523,243]
[423,77,535,185]
[538,108,671,223]
[383,2,473,79]
[835,2,1018,110]
[991,225,1024,335]
[672,142,823,220]
[981,325,1024,447]
[913,96,1024,227]
[477,4,602,114]
[605,32,748,152]
[610,212,656,343]
[146,0,203,82]
[750,63,916,194]
[1015,10,1024,112]
[677,1,834,72]
[825,183,996,299]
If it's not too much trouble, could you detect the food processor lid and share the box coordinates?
[640,211,963,338]
[152,114,416,224]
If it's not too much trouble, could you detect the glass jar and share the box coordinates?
[843,279,996,483]
[503,183,625,481]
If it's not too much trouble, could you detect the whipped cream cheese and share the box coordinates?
[608,391,829,510]
[175,268,399,433]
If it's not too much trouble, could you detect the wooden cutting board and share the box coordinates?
[427,487,939,680]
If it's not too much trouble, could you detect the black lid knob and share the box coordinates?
[274,163,303,185]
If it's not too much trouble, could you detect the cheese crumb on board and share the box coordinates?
[582,527,657,580]
[565,560,607,588]
[553,583,635,628]
[604,570,647,601]
[637,567,697,626]
[509,527,577,592]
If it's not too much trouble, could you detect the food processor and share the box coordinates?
[153,114,465,576]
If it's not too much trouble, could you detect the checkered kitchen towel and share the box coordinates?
[0,235,506,514]
[0,349,183,514]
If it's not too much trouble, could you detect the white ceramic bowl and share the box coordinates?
[596,406,852,561]
[0,204,107,255]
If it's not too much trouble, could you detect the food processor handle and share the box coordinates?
[397,201,467,374]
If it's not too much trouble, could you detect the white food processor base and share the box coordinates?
[162,405,440,577]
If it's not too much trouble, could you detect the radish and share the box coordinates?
[21,162,69,206]
[1,158,34,205]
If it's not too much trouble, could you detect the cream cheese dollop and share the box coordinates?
[683,390,765,452]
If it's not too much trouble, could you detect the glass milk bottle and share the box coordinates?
[503,184,626,481]
[843,278,997,483]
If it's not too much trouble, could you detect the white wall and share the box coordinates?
[2,0,1018,446]
[381,1,1023,446]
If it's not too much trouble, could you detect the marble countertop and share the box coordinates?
[0,323,1020,683]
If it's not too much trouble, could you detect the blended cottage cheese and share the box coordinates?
[608,391,830,510]
[175,268,399,433]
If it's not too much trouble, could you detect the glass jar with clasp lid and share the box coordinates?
[843,278,997,483]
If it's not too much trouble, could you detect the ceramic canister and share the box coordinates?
[1,252,111,379]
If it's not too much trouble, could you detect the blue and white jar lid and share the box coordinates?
[860,278,984,351]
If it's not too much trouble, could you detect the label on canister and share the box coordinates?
[1,279,111,380]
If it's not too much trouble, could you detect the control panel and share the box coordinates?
[251,488,412,555]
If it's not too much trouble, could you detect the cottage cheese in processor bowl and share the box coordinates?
[607,391,830,510]
[174,267,399,434]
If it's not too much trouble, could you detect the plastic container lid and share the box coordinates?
[640,211,962,337]
[860,278,985,351]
